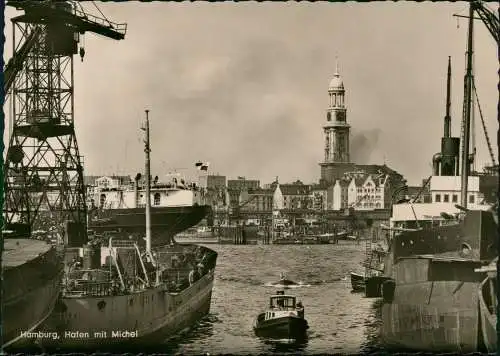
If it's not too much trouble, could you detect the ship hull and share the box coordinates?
[478,276,497,353]
[89,205,211,246]
[382,287,480,351]
[3,241,63,350]
[381,256,486,352]
[350,272,365,292]
[39,269,215,351]
[381,210,497,352]
[254,316,308,340]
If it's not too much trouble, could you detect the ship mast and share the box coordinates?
[143,109,152,254]
[460,4,474,209]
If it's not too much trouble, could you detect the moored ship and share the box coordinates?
[88,174,212,246]
[40,238,217,351]
[380,5,498,352]
[39,110,218,351]
[381,208,497,352]
[350,272,365,292]
[2,235,64,350]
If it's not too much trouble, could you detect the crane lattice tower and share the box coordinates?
[3,1,126,236]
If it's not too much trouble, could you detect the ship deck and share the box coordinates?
[3,238,52,269]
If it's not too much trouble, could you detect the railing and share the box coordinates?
[64,280,113,297]
[111,239,136,248]
[73,7,127,36]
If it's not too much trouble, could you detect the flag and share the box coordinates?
[195,161,210,171]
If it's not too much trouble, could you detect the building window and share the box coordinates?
[154,193,161,206]
[100,194,106,207]
[435,194,441,202]
[469,195,475,204]
[443,194,449,203]
[452,194,458,203]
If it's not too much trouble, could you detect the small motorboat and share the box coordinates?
[253,290,309,340]
[269,272,300,288]
[350,272,365,292]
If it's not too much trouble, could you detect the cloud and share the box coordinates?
[350,129,382,164]
[3,2,497,187]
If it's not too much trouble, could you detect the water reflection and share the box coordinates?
[259,336,309,354]
[164,313,219,353]
[360,299,385,353]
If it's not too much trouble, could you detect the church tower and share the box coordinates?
[323,61,350,163]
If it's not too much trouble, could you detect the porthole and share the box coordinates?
[97,300,106,311]
[459,242,472,258]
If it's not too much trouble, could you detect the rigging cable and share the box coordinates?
[472,80,497,166]
[92,1,113,27]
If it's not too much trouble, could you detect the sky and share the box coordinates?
[3,2,498,186]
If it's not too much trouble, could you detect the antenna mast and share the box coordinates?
[460,4,474,208]
[143,109,152,254]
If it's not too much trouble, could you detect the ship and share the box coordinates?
[253,290,309,340]
[2,234,64,351]
[380,4,498,352]
[38,110,218,352]
[39,238,217,351]
[350,272,366,292]
[87,174,212,246]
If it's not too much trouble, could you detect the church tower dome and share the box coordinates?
[328,62,344,90]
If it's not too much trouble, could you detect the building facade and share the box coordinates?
[429,175,484,207]
[199,174,226,190]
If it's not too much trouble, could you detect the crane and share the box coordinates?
[472,1,498,168]
[471,1,500,166]
[456,1,498,176]
[471,1,499,44]
[229,192,258,222]
[3,26,42,96]
[3,1,127,237]
[345,193,370,216]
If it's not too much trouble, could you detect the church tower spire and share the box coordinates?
[323,60,350,163]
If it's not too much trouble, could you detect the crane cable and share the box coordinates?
[92,1,113,27]
[472,80,497,166]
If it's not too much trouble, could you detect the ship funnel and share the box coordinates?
[134,173,141,208]
[438,57,460,177]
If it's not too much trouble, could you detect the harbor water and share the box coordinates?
[162,243,384,354]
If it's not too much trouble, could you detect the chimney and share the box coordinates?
[134,173,141,208]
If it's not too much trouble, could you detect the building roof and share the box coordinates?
[354,164,402,177]
[267,181,312,195]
